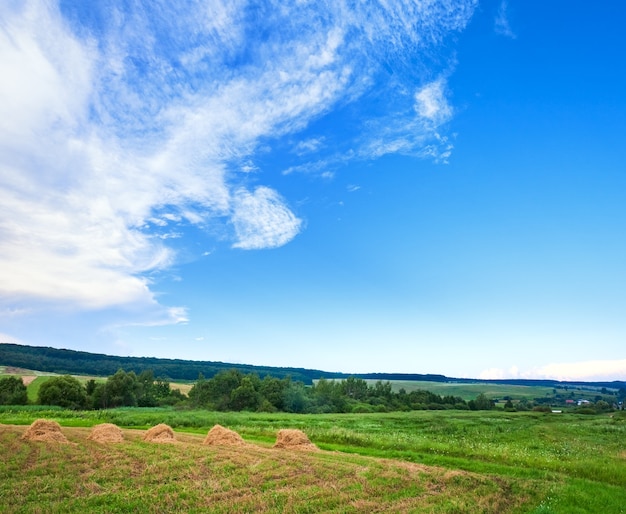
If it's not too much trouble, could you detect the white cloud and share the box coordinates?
[495,0,516,39]
[294,137,326,155]
[231,187,302,250]
[480,360,626,381]
[0,0,476,323]
[479,366,520,380]
[532,359,626,382]
[415,78,453,125]
[0,333,29,345]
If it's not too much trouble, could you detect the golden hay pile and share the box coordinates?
[203,424,245,446]
[273,429,318,451]
[88,423,124,443]
[143,423,176,443]
[21,419,69,443]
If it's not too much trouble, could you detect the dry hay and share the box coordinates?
[88,423,124,443]
[21,419,70,443]
[273,429,318,451]
[143,423,176,443]
[203,424,245,446]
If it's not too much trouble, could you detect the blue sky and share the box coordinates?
[2,0,626,381]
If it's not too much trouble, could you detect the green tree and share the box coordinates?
[282,381,311,413]
[38,375,87,409]
[230,376,260,411]
[85,379,97,396]
[188,369,244,410]
[370,380,393,401]
[92,369,140,408]
[0,376,28,405]
[341,377,369,401]
[206,370,244,410]
[259,375,288,411]
[469,393,494,411]
[188,373,211,407]
[312,378,347,412]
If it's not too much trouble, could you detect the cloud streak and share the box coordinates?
[495,0,516,39]
[481,359,626,382]
[0,0,476,320]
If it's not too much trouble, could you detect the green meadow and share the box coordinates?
[1,406,625,512]
[363,380,557,400]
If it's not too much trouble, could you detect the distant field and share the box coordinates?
[360,379,613,402]
[170,382,193,395]
[1,408,625,512]
[362,379,554,400]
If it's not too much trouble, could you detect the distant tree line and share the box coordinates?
[3,343,626,391]
[0,343,331,384]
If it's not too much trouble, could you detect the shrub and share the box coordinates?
[0,377,28,405]
[38,375,88,409]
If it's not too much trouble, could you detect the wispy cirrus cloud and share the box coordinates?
[495,0,516,39]
[0,0,476,323]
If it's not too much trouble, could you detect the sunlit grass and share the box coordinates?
[2,408,626,512]
[0,425,538,513]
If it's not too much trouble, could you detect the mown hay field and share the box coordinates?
[1,408,626,512]
[1,423,530,513]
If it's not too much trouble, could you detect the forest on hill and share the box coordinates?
[0,343,449,384]
[1,343,625,390]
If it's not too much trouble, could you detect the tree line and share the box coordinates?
[4,343,626,392]
[0,343,322,383]
[2,369,622,414]
[1,369,471,413]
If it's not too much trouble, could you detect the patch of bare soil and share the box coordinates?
[273,429,318,451]
[203,424,245,446]
[88,423,124,443]
[20,376,37,386]
[21,419,70,443]
[143,423,176,443]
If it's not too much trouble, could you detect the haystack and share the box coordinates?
[203,424,245,446]
[143,423,176,443]
[88,423,124,443]
[273,429,318,451]
[21,419,69,443]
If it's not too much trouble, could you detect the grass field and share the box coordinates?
[364,380,556,400]
[0,424,533,513]
[1,407,625,512]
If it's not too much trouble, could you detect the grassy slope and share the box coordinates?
[1,408,625,512]
[0,424,533,513]
[370,380,556,400]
